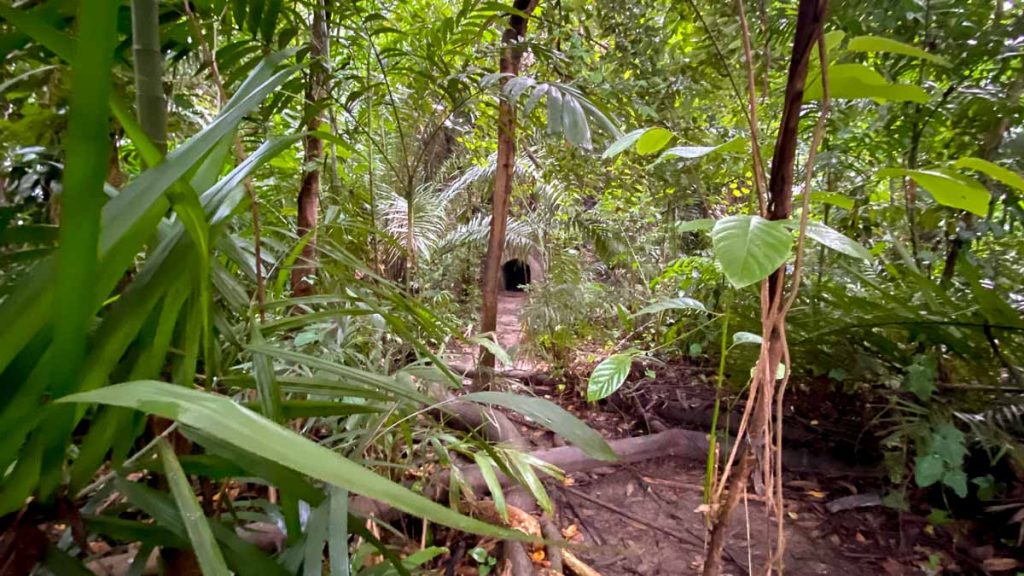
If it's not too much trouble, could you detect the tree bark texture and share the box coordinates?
[478,0,539,387]
[292,0,329,297]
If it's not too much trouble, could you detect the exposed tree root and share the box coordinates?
[562,549,602,576]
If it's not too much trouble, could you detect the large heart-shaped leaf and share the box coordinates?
[587,353,635,402]
[59,382,532,542]
[711,216,793,288]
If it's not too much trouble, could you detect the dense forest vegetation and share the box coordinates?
[1,0,1023,574]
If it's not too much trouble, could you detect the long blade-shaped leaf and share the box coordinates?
[59,382,535,542]
[50,0,117,400]
[461,392,615,461]
[157,440,231,576]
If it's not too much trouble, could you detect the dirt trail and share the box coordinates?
[557,458,873,576]
[494,292,528,364]
[447,291,533,370]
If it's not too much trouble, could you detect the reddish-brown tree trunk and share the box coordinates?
[292,0,329,297]
[477,0,539,387]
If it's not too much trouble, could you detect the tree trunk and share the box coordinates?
[130,0,166,153]
[292,0,329,297]
[477,0,539,388]
[703,1,827,574]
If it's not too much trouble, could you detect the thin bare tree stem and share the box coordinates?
[737,0,769,215]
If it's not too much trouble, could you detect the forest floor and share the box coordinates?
[440,291,998,576]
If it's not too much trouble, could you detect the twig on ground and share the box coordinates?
[562,549,603,576]
[561,487,704,547]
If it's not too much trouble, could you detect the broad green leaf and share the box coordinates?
[711,216,793,288]
[158,440,231,576]
[878,168,991,216]
[805,63,929,103]
[732,332,762,346]
[675,219,715,233]
[942,470,968,498]
[60,382,532,542]
[914,454,944,487]
[905,355,937,401]
[587,353,635,402]
[634,297,708,316]
[660,145,718,159]
[952,157,1024,192]
[461,391,616,461]
[795,191,855,210]
[847,35,952,67]
[636,127,673,155]
[602,128,647,159]
[931,423,967,465]
[658,138,744,162]
[814,192,855,210]
[800,221,871,260]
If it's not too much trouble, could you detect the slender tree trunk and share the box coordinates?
[477,0,539,388]
[703,1,827,574]
[292,0,329,297]
[131,0,166,152]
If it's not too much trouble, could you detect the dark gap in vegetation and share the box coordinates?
[501,258,530,291]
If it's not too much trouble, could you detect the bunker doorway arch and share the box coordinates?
[501,259,531,291]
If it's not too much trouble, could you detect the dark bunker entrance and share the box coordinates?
[501,259,531,291]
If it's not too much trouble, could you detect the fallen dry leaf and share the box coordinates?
[982,557,1020,572]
